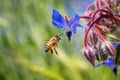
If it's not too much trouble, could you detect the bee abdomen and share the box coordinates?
[45,44,50,52]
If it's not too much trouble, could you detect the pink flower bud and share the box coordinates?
[83,47,95,66]
[104,41,116,57]
[87,31,98,46]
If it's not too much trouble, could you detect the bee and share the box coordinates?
[45,35,61,55]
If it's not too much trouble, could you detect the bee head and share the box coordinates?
[55,35,61,40]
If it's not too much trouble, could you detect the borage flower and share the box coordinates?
[112,42,120,48]
[52,9,87,41]
[94,57,119,75]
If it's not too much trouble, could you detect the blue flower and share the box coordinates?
[94,57,115,68]
[94,57,119,75]
[52,9,87,41]
[112,42,120,47]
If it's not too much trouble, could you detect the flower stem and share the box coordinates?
[84,16,104,47]
[92,9,111,20]
[95,27,105,42]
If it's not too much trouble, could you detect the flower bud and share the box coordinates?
[104,41,116,57]
[87,31,98,46]
[83,47,95,66]
[95,52,100,61]
[115,44,120,65]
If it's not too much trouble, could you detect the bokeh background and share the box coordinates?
[0,0,120,80]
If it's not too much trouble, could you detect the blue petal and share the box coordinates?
[73,24,88,28]
[72,27,77,33]
[108,57,114,64]
[72,24,88,33]
[112,42,120,47]
[94,57,114,68]
[52,20,65,28]
[95,57,118,75]
[94,62,109,68]
[52,9,65,28]
[68,14,80,26]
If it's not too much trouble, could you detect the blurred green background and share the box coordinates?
[0,0,120,80]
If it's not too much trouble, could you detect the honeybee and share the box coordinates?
[45,35,61,55]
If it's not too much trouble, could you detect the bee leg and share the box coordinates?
[54,47,58,55]
[50,49,53,54]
